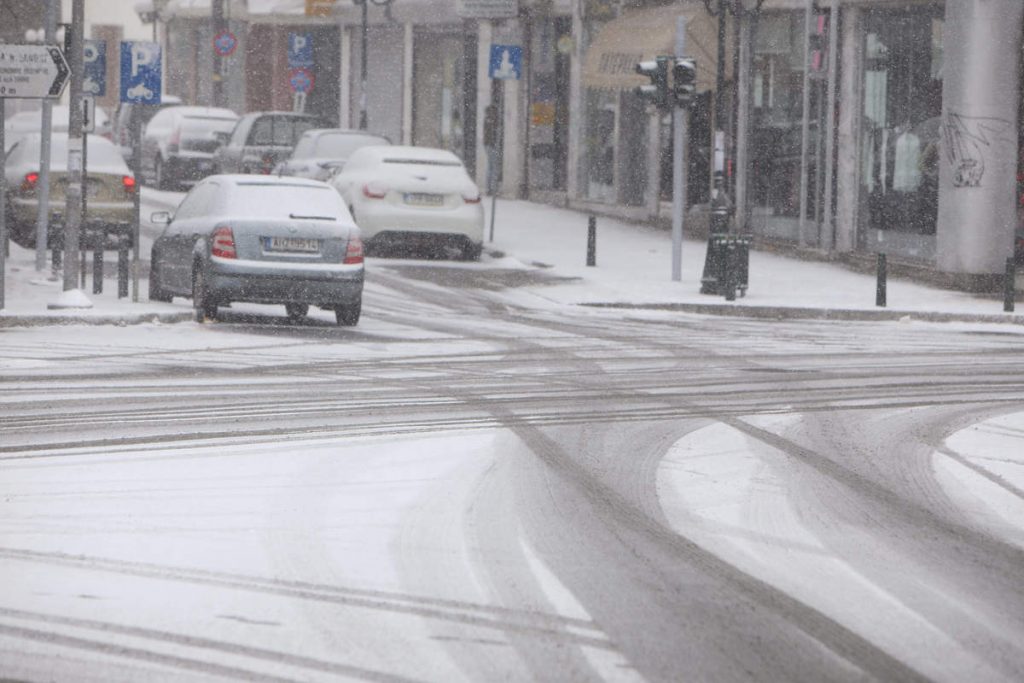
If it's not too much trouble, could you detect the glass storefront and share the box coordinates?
[859,4,944,254]
[747,11,825,240]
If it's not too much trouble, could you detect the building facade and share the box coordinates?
[154,0,1023,290]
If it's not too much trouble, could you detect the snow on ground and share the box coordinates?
[655,413,1020,682]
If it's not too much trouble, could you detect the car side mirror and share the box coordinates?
[151,210,172,225]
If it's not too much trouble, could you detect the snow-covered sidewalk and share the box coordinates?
[1,194,1020,324]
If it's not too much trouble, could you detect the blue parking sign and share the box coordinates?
[83,40,106,97]
[288,33,313,68]
[119,41,161,104]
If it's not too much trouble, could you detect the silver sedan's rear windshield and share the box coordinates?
[229,183,346,220]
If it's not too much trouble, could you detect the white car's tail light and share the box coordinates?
[343,235,364,264]
[462,192,481,204]
[122,175,137,195]
[211,226,237,259]
[362,181,388,199]
[168,127,181,154]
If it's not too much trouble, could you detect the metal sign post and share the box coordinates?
[486,44,521,242]
[0,42,70,309]
[120,41,161,302]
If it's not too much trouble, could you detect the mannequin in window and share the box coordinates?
[893,122,922,192]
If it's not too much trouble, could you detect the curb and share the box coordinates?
[0,311,194,328]
[581,301,1024,326]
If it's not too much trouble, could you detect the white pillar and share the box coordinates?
[402,22,413,145]
[936,0,1023,278]
[475,20,493,189]
[502,72,522,198]
[734,14,753,232]
[834,6,862,254]
[566,1,584,202]
[339,26,351,129]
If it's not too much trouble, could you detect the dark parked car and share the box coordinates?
[148,175,364,325]
[141,106,239,190]
[113,94,183,162]
[213,111,330,176]
[274,128,390,181]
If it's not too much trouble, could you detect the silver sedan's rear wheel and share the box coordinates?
[285,303,309,322]
[335,299,361,326]
[148,259,173,302]
[192,266,218,322]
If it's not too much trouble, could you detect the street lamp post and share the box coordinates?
[353,0,394,131]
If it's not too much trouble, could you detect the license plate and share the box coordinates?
[404,192,445,207]
[264,236,320,253]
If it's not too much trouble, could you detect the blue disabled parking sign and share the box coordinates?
[489,44,522,80]
[120,41,161,104]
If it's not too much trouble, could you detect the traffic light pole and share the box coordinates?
[671,18,687,282]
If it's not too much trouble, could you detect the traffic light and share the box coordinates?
[672,58,697,108]
[635,57,669,111]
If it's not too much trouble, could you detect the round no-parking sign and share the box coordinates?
[289,67,315,94]
[213,30,238,57]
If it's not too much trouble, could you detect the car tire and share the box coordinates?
[461,242,482,261]
[148,259,173,302]
[285,303,309,322]
[192,264,218,322]
[335,299,361,326]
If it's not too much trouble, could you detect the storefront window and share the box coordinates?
[748,12,823,230]
[860,6,943,237]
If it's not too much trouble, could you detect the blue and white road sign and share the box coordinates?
[288,33,314,68]
[83,40,106,97]
[119,41,161,104]
[489,44,522,80]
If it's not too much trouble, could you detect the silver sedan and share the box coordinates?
[148,175,364,325]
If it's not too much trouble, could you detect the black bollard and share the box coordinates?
[92,247,104,294]
[876,253,887,308]
[586,215,596,267]
[723,241,737,301]
[118,240,130,299]
[1005,257,1016,313]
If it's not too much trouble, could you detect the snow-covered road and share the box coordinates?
[2,257,1024,681]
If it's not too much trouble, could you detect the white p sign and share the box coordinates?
[131,44,156,77]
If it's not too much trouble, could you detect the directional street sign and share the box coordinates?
[289,67,315,94]
[83,39,106,97]
[0,44,70,99]
[120,41,161,105]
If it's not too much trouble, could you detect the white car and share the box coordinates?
[328,145,484,260]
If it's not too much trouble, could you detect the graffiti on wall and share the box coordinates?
[942,112,1012,188]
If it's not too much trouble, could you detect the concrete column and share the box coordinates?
[566,1,584,202]
[502,70,522,198]
[646,115,661,220]
[936,0,1023,280]
[402,22,414,145]
[834,6,862,254]
[475,20,493,190]
[734,14,754,232]
[340,25,351,129]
